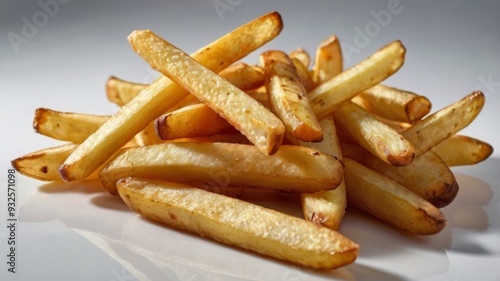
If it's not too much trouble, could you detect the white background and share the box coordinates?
[1,1,499,280]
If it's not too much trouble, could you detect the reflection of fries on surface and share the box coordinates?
[11,11,494,270]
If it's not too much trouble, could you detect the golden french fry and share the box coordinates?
[33,108,110,143]
[155,103,233,140]
[334,102,415,166]
[60,12,283,182]
[341,142,458,208]
[402,91,485,157]
[433,134,493,166]
[100,142,344,195]
[129,30,285,155]
[260,50,322,142]
[312,35,343,85]
[291,58,315,92]
[299,117,347,230]
[352,84,432,123]
[343,158,447,235]
[308,40,406,120]
[106,76,147,106]
[219,62,266,91]
[117,177,358,269]
[289,47,311,68]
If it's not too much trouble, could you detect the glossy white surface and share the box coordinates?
[1,1,500,280]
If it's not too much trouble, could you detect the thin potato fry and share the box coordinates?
[219,62,266,91]
[341,142,458,208]
[308,40,406,120]
[433,134,493,166]
[155,103,233,140]
[352,84,431,123]
[402,91,485,157]
[289,47,311,68]
[312,35,342,85]
[59,12,283,181]
[100,142,344,195]
[129,30,285,155]
[117,177,359,269]
[299,117,347,230]
[344,158,447,235]
[291,58,315,92]
[34,108,110,143]
[334,102,415,166]
[260,50,322,142]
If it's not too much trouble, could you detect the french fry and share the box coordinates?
[106,76,147,106]
[334,102,415,166]
[100,142,344,195]
[59,12,284,182]
[33,108,110,143]
[219,62,266,91]
[291,58,315,92]
[311,35,343,85]
[129,30,285,155]
[352,84,431,123]
[433,134,493,166]
[289,47,311,68]
[260,50,322,142]
[402,91,485,157]
[155,103,233,140]
[341,142,458,208]
[117,177,359,269]
[308,40,406,120]
[343,158,447,235]
[299,117,347,230]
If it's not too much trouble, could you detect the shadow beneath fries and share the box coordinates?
[38,179,107,194]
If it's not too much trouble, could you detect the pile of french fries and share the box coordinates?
[12,12,493,270]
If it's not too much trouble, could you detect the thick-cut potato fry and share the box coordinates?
[59,12,283,182]
[129,30,285,155]
[34,108,110,143]
[341,142,458,208]
[352,84,431,123]
[312,35,343,85]
[299,117,347,230]
[289,47,311,68]
[402,91,485,157]
[343,158,447,235]
[291,58,315,92]
[308,40,406,120]
[218,62,266,91]
[106,76,147,106]
[12,144,80,181]
[100,142,344,195]
[334,102,415,166]
[117,177,358,269]
[433,134,493,166]
[260,50,322,142]
[155,103,233,140]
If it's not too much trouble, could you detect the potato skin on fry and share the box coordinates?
[117,177,359,269]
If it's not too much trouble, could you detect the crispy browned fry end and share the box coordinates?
[155,103,232,140]
[341,142,458,208]
[291,58,315,92]
[308,40,406,120]
[59,12,284,182]
[299,117,346,230]
[33,108,110,143]
[289,47,311,68]
[343,158,447,235]
[334,102,415,166]
[402,91,485,157]
[353,84,431,123]
[117,177,358,269]
[312,35,343,85]
[106,76,147,106]
[129,30,285,155]
[433,134,494,166]
[100,143,344,195]
[260,50,322,142]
